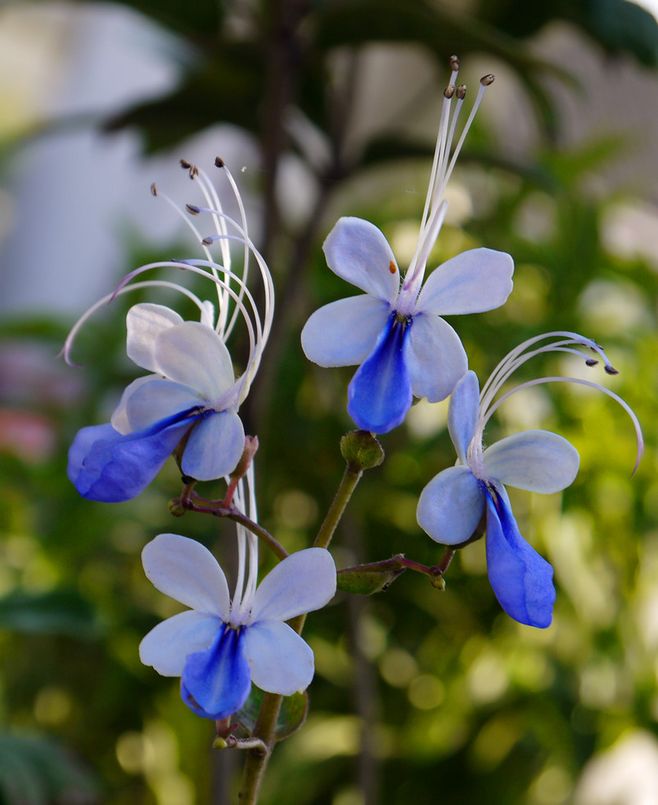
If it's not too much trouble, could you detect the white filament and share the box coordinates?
[468,334,644,477]
[399,69,491,310]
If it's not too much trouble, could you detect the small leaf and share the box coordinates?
[337,563,404,595]
[234,688,308,742]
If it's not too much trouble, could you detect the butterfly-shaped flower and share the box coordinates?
[302,67,513,434]
[66,160,274,502]
[139,533,336,720]
[416,333,643,627]
[68,304,246,501]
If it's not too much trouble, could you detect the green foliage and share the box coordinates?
[0,733,97,804]
[0,590,101,639]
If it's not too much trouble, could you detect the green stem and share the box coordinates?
[238,463,364,803]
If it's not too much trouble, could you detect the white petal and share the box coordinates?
[417,465,484,545]
[243,620,314,695]
[112,377,201,433]
[415,248,514,315]
[139,610,219,677]
[407,314,467,402]
[111,375,158,434]
[154,322,235,402]
[448,370,480,463]
[323,217,400,302]
[483,430,580,493]
[301,295,391,367]
[181,411,245,481]
[142,533,231,618]
[126,304,183,372]
[250,548,336,623]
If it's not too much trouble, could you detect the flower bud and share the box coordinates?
[340,430,384,472]
[168,498,186,517]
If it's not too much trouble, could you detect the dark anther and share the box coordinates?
[480,74,495,86]
[456,84,467,100]
[449,55,460,71]
[186,203,201,215]
[585,358,598,367]
[202,236,213,246]
[150,183,158,197]
[444,85,455,99]
[180,159,192,169]
[604,364,620,375]
[214,156,225,168]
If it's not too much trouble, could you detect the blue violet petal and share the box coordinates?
[181,623,251,720]
[347,312,413,433]
[67,406,203,503]
[484,484,556,628]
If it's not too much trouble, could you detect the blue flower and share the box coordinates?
[301,68,514,434]
[66,159,275,503]
[68,304,246,502]
[416,333,643,627]
[139,533,336,720]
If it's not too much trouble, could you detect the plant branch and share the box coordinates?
[238,438,375,803]
[176,492,288,561]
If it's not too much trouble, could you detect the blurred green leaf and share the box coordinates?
[0,590,101,640]
[0,733,97,805]
[485,0,658,66]
[235,688,308,741]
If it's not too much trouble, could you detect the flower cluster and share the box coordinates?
[64,159,337,717]
[301,60,643,627]
[65,56,643,749]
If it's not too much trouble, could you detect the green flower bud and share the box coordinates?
[340,430,385,472]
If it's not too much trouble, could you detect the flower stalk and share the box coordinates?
[238,431,383,804]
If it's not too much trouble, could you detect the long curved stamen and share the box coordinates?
[189,205,274,345]
[399,62,494,310]
[232,477,248,620]
[221,164,254,341]
[233,464,259,622]
[187,162,233,336]
[479,332,615,417]
[417,58,459,237]
[190,160,253,341]
[111,260,259,389]
[187,210,274,381]
[152,184,222,325]
[481,376,644,475]
[62,279,207,366]
[440,76,493,197]
[432,84,465,215]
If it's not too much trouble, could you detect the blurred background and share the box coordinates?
[0,1,657,803]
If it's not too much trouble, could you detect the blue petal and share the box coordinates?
[485,485,556,628]
[181,623,251,720]
[447,370,480,463]
[347,313,412,433]
[68,407,201,503]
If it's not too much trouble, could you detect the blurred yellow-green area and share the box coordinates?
[1,1,658,803]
